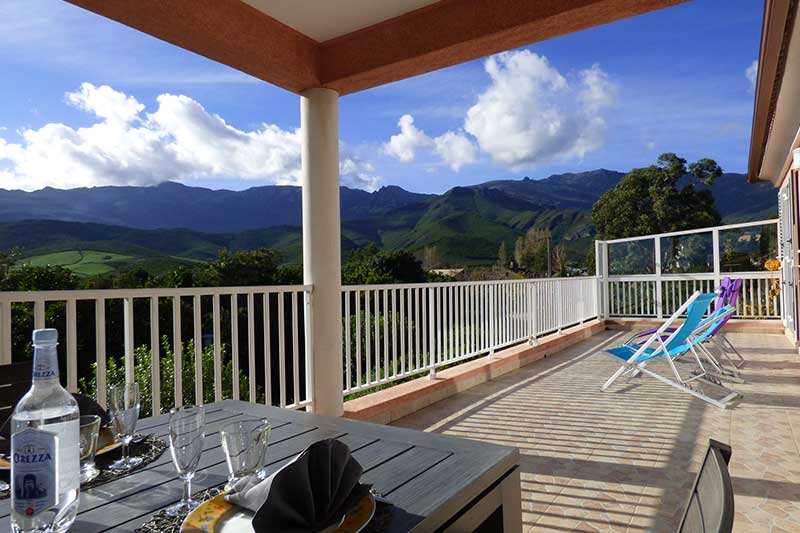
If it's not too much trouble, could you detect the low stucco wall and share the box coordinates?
[343,319,608,425]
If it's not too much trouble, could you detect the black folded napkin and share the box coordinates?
[225,439,371,533]
[0,393,110,455]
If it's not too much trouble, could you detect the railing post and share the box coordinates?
[557,280,564,334]
[65,299,78,393]
[488,284,495,357]
[172,296,183,408]
[529,281,539,345]
[123,297,134,384]
[712,228,721,288]
[654,237,663,319]
[304,288,314,409]
[149,296,161,415]
[212,294,222,403]
[1,300,11,365]
[34,300,45,330]
[428,287,436,378]
[193,294,203,405]
[95,298,107,409]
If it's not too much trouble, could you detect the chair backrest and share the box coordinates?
[712,278,731,314]
[678,439,734,533]
[665,292,717,351]
[0,361,33,429]
[707,278,742,337]
[726,279,743,307]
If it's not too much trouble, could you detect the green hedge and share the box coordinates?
[79,336,252,417]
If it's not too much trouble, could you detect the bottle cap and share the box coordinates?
[32,328,59,345]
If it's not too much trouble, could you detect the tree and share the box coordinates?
[552,244,568,276]
[421,246,440,271]
[0,249,21,290]
[195,248,300,287]
[592,153,722,239]
[342,244,427,285]
[514,228,550,276]
[497,241,508,270]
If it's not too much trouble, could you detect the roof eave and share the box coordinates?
[748,0,796,183]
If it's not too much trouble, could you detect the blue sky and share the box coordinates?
[0,0,762,194]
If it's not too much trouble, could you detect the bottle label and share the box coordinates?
[11,428,59,518]
[32,360,58,381]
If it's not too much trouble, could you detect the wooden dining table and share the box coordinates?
[0,399,521,532]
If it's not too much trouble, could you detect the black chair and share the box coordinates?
[0,360,33,430]
[678,439,734,533]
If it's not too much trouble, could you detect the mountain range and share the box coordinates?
[0,169,777,273]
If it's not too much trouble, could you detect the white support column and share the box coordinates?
[594,240,606,319]
[301,88,343,416]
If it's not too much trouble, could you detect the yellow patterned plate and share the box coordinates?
[95,427,122,456]
[181,491,376,533]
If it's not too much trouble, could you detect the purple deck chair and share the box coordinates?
[711,278,745,369]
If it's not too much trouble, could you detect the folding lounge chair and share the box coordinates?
[602,291,742,409]
[626,278,731,344]
[708,278,745,369]
[627,278,745,381]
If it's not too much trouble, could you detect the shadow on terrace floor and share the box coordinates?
[392,329,800,532]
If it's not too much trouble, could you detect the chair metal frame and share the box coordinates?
[602,291,742,409]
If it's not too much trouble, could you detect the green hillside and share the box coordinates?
[25,250,133,276]
[355,187,593,264]
[0,169,777,275]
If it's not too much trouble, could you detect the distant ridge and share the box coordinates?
[0,170,773,231]
[0,181,433,232]
[0,170,777,268]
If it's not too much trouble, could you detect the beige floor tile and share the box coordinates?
[392,329,800,532]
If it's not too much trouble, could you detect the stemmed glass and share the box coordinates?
[165,405,205,516]
[108,382,144,470]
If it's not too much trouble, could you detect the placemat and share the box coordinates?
[0,434,168,499]
[135,486,394,533]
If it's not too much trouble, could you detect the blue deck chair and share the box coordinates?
[602,291,741,409]
[627,278,745,382]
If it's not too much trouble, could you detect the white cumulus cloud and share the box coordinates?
[340,156,381,192]
[746,60,758,90]
[383,114,430,162]
[465,50,616,170]
[383,114,476,171]
[0,83,381,191]
[383,50,615,174]
[433,131,476,171]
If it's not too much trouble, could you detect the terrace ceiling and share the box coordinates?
[66,0,687,95]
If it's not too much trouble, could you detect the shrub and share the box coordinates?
[79,336,252,417]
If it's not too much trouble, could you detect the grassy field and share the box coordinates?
[25,250,134,276]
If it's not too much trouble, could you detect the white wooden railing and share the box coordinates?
[0,285,313,412]
[595,220,781,319]
[0,277,600,411]
[0,217,781,414]
[341,277,598,395]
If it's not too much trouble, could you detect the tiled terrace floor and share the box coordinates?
[392,329,800,532]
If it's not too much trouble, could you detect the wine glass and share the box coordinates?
[165,405,205,516]
[108,382,144,470]
[220,419,271,489]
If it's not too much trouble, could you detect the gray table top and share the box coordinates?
[0,400,518,532]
